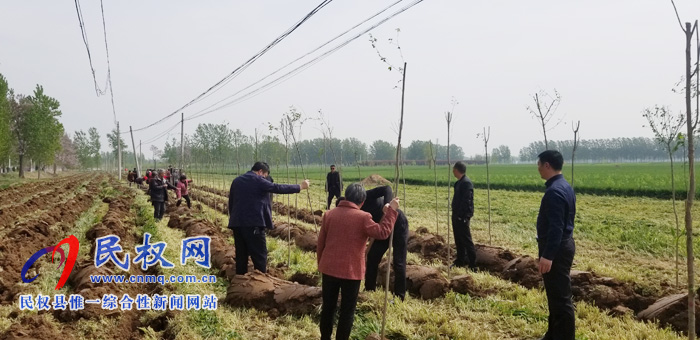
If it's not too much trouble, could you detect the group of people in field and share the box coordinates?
[137,149,574,340]
[224,150,576,340]
[127,167,193,220]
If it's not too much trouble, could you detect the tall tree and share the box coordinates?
[56,133,79,171]
[106,126,127,159]
[24,85,63,178]
[9,91,33,178]
[526,89,562,149]
[0,74,11,164]
[88,127,102,169]
[73,130,91,169]
[369,140,395,160]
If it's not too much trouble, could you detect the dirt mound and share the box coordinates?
[168,209,239,280]
[267,223,318,253]
[637,293,700,335]
[361,174,392,187]
[294,233,318,252]
[571,270,656,313]
[449,275,480,296]
[501,256,541,289]
[407,228,451,262]
[1,314,74,340]
[271,202,322,225]
[225,271,322,316]
[377,262,449,300]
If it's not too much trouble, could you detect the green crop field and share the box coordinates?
[189,162,692,199]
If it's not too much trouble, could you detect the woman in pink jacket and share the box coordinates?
[176,174,193,208]
[317,183,399,340]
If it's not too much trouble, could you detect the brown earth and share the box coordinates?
[638,293,700,335]
[361,174,392,187]
[224,271,322,317]
[0,179,101,303]
[0,314,75,340]
[52,189,168,340]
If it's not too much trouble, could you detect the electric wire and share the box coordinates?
[183,0,406,121]
[130,0,334,133]
[100,0,118,124]
[185,0,424,121]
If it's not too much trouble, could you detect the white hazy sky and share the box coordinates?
[1,0,700,157]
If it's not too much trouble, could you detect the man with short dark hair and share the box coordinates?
[325,164,342,209]
[228,161,311,275]
[536,150,576,340]
[451,161,476,269]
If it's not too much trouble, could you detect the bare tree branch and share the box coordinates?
[671,0,686,32]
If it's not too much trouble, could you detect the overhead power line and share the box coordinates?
[74,0,107,96]
[141,121,181,145]
[74,0,119,124]
[184,0,406,120]
[100,0,118,124]
[185,0,425,121]
[130,0,335,133]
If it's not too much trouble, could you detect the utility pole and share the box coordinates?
[139,140,142,171]
[130,126,141,177]
[180,112,185,170]
[117,122,122,180]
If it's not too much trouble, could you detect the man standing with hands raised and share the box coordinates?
[536,150,576,340]
[228,161,311,275]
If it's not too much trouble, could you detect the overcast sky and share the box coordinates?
[2,0,700,157]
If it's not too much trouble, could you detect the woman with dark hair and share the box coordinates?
[317,183,400,340]
[176,174,193,208]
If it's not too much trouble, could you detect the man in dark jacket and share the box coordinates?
[362,185,409,301]
[228,162,310,275]
[149,170,169,221]
[451,161,476,269]
[536,150,576,340]
[325,165,342,209]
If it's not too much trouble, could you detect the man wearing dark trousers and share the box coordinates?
[228,162,310,275]
[362,185,409,301]
[536,150,576,340]
[325,165,342,209]
[451,161,476,269]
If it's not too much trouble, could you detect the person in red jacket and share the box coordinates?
[176,174,193,208]
[317,183,399,340]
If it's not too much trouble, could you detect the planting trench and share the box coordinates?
[0,176,103,303]
[166,205,323,317]
[0,175,86,229]
[0,176,107,339]
[1,179,176,340]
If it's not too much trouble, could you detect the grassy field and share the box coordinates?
[2,169,698,339]
[188,162,692,199]
[187,176,693,339]
[192,170,700,298]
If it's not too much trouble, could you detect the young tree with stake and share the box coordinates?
[643,105,684,287]
[526,89,562,150]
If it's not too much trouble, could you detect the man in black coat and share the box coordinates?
[362,185,409,300]
[536,150,576,340]
[228,162,311,275]
[451,161,476,269]
[325,165,342,209]
[149,170,169,221]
